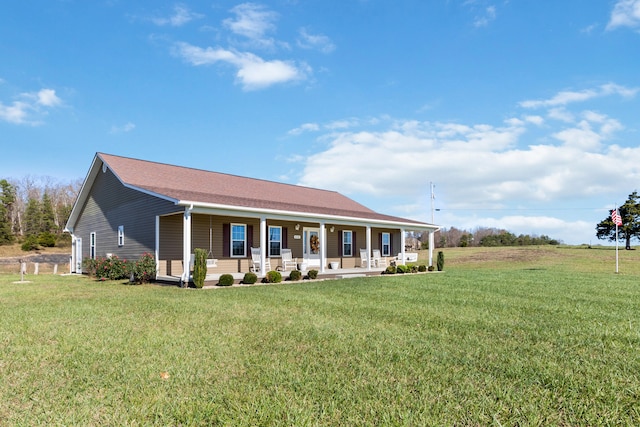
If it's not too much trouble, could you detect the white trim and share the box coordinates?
[268,225,282,257]
[342,230,353,257]
[117,225,125,246]
[381,232,391,257]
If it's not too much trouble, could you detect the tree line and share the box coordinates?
[408,227,561,249]
[0,176,82,250]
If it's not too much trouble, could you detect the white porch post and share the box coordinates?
[181,207,192,284]
[320,222,326,273]
[400,228,406,264]
[366,225,372,271]
[429,230,435,267]
[155,216,160,280]
[260,216,267,276]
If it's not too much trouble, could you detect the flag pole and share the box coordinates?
[615,205,619,274]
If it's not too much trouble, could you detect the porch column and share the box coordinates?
[366,225,372,271]
[400,228,406,265]
[429,230,435,267]
[320,222,326,273]
[155,216,160,280]
[260,216,267,276]
[181,207,192,284]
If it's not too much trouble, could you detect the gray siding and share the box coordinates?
[73,166,178,261]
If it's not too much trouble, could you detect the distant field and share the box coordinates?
[1,246,639,425]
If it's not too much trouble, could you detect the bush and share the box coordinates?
[410,265,418,273]
[55,233,72,247]
[384,265,397,274]
[307,269,318,279]
[21,235,40,251]
[265,270,282,283]
[418,264,427,272]
[428,265,435,272]
[289,270,302,281]
[437,251,445,271]
[396,264,409,274]
[82,257,97,277]
[218,274,234,286]
[37,232,56,247]
[95,256,129,280]
[192,248,207,288]
[132,252,156,284]
[242,272,258,284]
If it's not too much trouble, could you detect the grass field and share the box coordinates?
[1,246,639,425]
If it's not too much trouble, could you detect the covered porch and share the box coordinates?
[154,204,436,286]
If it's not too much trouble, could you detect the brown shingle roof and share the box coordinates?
[98,153,429,226]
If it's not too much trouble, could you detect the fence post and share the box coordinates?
[34,263,39,275]
[53,264,58,275]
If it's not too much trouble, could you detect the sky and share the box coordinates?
[1,0,640,245]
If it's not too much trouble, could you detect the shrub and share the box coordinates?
[289,270,302,281]
[396,265,409,274]
[95,256,128,280]
[437,251,445,271]
[192,248,207,289]
[37,232,56,247]
[428,265,435,272]
[418,264,427,272]
[21,235,40,251]
[307,269,318,279]
[265,270,282,283]
[218,274,234,286]
[410,265,418,273]
[82,257,97,277]
[132,252,156,284]
[384,265,397,274]
[242,272,258,284]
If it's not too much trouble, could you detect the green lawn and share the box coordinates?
[1,246,639,425]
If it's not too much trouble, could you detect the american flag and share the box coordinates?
[611,209,622,226]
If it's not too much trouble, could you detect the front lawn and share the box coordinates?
[1,247,639,425]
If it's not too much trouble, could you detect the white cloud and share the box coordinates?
[0,88,61,125]
[474,5,496,27]
[288,122,320,135]
[297,28,335,53]
[173,42,309,90]
[607,0,640,30]
[520,83,638,108]
[152,4,203,27]
[223,3,278,41]
[110,122,136,134]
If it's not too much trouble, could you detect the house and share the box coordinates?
[65,153,440,283]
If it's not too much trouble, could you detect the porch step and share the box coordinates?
[336,273,367,279]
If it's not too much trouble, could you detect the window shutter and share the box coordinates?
[390,233,394,256]
[353,231,357,252]
[378,233,382,251]
[282,227,288,249]
[247,225,253,254]
[338,230,343,256]
[223,223,230,257]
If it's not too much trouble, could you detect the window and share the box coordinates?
[118,225,124,246]
[381,232,391,257]
[231,224,246,257]
[342,230,353,257]
[90,232,96,259]
[269,226,282,256]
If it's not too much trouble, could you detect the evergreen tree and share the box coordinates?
[41,192,56,233]
[596,191,640,250]
[23,197,42,237]
[0,179,16,245]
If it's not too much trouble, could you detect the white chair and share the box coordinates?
[281,249,297,271]
[360,249,374,268]
[372,249,387,268]
[250,247,271,272]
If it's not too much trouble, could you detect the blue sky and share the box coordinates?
[2,0,640,245]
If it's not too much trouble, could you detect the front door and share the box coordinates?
[303,228,321,266]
